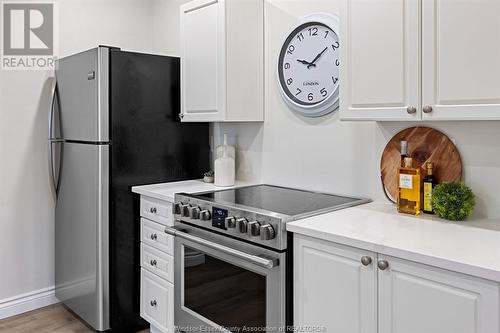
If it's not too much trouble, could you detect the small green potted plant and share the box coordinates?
[432,181,475,221]
[203,170,214,183]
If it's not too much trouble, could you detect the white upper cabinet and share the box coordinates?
[341,0,500,121]
[180,0,264,122]
[422,0,500,120]
[340,0,421,121]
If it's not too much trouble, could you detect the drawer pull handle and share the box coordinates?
[150,207,157,214]
[150,300,157,307]
[150,259,157,266]
[150,233,158,240]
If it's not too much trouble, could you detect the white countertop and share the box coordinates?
[287,201,500,282]
[131,179,254,202]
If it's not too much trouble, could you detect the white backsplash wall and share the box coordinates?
[218,0,380,199]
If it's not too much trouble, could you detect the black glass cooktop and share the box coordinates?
[196,185,367,217]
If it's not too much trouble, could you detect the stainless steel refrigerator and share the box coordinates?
[49,46,209,332]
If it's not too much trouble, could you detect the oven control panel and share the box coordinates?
[173,194,286,250]
[212,207,228,230]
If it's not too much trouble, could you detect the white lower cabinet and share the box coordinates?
[141,269,174,333]
[294,235,377,333]
[294,234,499,333]
[139,196,175,333]
[378,255,499,333]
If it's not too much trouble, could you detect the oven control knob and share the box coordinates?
[189,206,201,219]
[260,224,276,240]
[247,221,261,237]
[181,204,191,217]
[225,216,237,229]
[236,218,248,233]
[200,209,211,221]
[173,202,183,215]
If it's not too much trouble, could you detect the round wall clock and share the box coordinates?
[277,13,340,117]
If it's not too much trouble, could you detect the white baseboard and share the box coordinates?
[0,286,59,320]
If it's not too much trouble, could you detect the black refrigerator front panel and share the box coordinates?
[109,50,210,332]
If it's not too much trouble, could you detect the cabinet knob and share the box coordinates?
[179,113,184,119]
[149,207,157,214]
[150,233,158,241]
[150,300,157,307]
[423,105,433,113]
[150,259,157,266]
[406,106,417,114]
[361,256,372,266]
[377,260,389,270]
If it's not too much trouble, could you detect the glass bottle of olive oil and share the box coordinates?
[423,162,437,214]
[397,157,421,215]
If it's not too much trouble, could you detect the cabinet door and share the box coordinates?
[422,0,500,120]
[294,235,377,333]
[180,0,225,121]
[340,0,421,121]
[378,255,499,333]
[141,269,174,333]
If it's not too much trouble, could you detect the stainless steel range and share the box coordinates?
[168,185,369,333]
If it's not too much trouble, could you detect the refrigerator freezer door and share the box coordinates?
[56,47,109,142]
[55,142,109,331]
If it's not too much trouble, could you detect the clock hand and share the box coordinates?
[307,47,328,69]
[297,59,315,67]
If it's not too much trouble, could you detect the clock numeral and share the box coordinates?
[308,27,318,36]
[297,33,304,42]
[287,45,295,55]
[335,59,340,67]
[295,88,302,96]
[332,41,340,51]
[332,76,339,85]
[284,62,290,69]
[287,78,293,85]
[324,30,330,39]
[308,93,314,101]
[320,88,328,97]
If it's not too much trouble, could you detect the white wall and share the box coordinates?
[0,0,159,302]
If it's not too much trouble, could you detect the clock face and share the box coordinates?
[278,21,340,109]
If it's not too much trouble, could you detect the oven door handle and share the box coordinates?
[165,227,279,269]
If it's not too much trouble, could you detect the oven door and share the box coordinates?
[169,224,286,333]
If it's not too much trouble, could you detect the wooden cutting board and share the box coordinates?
[380,127,462,201]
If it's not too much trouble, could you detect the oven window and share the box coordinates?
[183,246,266,332]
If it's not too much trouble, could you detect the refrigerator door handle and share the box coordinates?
[48,77,58,141]
[48,77,62,196]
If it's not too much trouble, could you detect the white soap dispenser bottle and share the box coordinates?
[214,134,235,187]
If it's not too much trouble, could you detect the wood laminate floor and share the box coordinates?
[0,304,150,333]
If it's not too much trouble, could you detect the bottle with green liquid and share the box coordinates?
[423,162,438,214]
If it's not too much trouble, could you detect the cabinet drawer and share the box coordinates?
[141,218,174,256]
[141,243,174,283]
[141,268,174,333]
[140,196,172,226]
